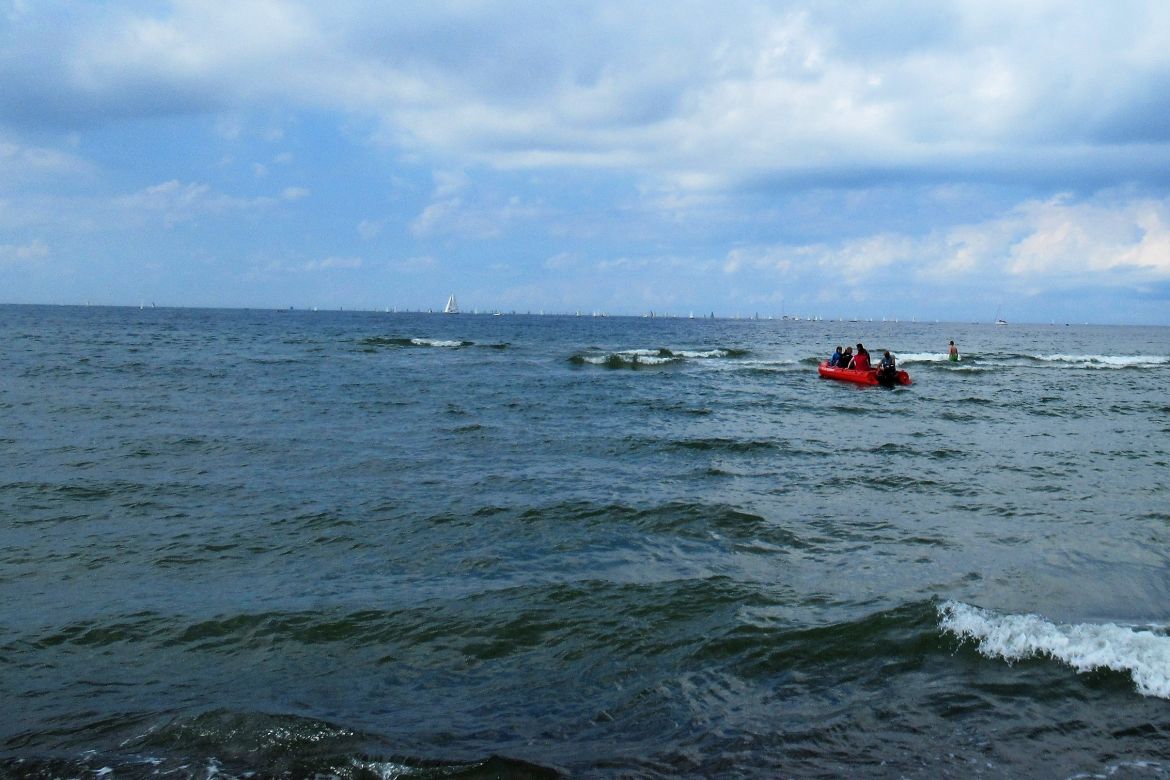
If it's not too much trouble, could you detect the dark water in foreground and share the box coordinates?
[2,304,1170,778]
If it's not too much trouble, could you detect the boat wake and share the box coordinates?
[939,600,1170,699]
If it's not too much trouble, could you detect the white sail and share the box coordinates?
[443,294,458,314]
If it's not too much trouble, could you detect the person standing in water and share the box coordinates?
[948,340,959,362]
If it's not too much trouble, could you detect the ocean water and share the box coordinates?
[2,304,1169,779]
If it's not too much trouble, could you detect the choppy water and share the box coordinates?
[2,304,1170,779]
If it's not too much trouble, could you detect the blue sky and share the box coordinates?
[2,1,1170,323]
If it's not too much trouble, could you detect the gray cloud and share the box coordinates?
[2,1,1166,191]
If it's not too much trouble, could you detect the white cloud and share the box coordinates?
[0,137,93,183]
[411,171,543,239]
[109,180,305,227]
[302,256,362,272]
[543,251,581,271]
[1007,196,1170,277]
[393,255,436,272]
[722,193,1170,295]
[0,238,48,266]
[357,219,383,239]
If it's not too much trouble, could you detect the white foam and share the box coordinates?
[897,352,951,363]
[620,352,678,365]
[1037,354,1169,369]
[675,349,730,359]
[578,352,678,366]
[410,338,465,348]
[352,758,432,779]
[939,601,1170,699]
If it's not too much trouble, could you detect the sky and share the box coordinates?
[2,1,1170,323]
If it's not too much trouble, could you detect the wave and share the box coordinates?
[1,709,559,780]
[1032,353,1169,369]
[901,352,1168,370]
[569,346,748,369]
[666,437,781,453]
[939,600,1170,699]
[896,352,953,364]
[359,336,477,349]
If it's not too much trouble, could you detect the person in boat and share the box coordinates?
[828,346,844,367]
[877,350,897,383]
[839,346,853,369]
[848,343,870,371]
[948,340,959,362]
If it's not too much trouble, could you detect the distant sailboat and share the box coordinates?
[443,294,458,314]
[995,306,1007,325]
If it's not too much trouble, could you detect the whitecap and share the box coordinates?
[1036,354,1169,369]
[410,338,467,348]
[619,352,678,365]
[897,352,952,364]
[939,600,1170,699]
[674,349,729,359]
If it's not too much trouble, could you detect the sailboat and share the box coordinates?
[995,305,1007,325]
[443,294,458,314]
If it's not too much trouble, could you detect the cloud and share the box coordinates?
[0,237,48,266]
[543,251,581,271]
[357,219,383,239]
[6,2,1170,191]
[301,255,362,272]
[410,170,543,238]
[0,135,93,183]
[722,191,1170,297]
[1007,195,1170,278]
[393,255,436,272]
[109,179,304,227]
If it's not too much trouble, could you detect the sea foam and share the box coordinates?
[939,600,1170,699]
[1037,354,1170,369]
[410,338,468,348]
[897,352,951,363]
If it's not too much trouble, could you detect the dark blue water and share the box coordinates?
[2,305,1170,778]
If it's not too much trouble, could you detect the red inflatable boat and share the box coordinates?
[818,360,912,386]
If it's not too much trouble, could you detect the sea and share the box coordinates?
[2,304,1169,779]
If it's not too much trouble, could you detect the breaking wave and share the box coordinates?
[359,336,481,349]
[569,346,748,369]
[899,352,1169,370]
[1033,353,1169,369]
[939,600,1170,699]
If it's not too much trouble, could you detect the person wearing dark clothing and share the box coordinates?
[877,350,897,384]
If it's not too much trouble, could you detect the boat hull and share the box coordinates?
[818,361,911,386]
